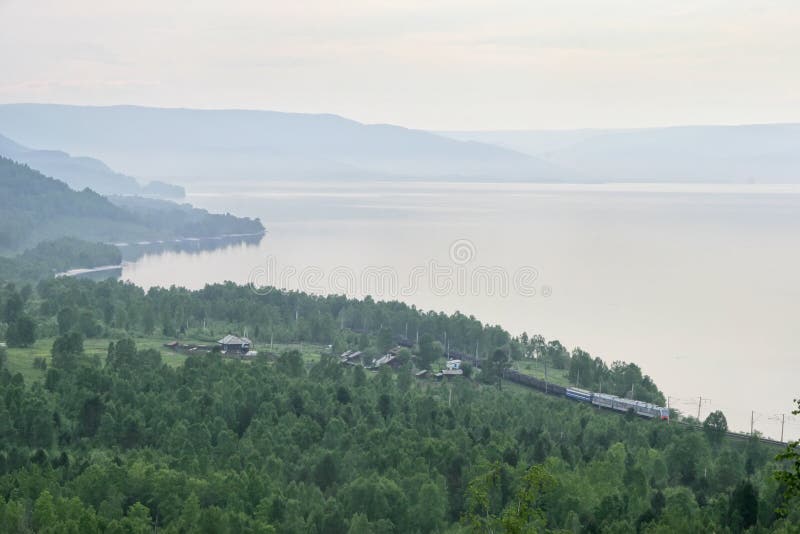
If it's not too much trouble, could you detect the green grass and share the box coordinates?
[4,335,330,383]
[261,342,327,364]
[5,339,52,382]
[4,335,193,383]
[510,359,571,387]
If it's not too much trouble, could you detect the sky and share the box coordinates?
[1,0,799,130]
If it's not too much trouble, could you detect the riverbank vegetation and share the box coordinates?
[0,239,121,284]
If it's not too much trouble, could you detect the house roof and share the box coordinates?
[217,334,252,345]
[374,354,397,367]
[339,350,362,363]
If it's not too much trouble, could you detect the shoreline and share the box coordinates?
[55,230,266,277]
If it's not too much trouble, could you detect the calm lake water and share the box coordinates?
[121,181,800,440]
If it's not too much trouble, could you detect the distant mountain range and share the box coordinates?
[0,104,574,183]
[0,103,797,184]
[0,132,184,197]
[441,125,800,183]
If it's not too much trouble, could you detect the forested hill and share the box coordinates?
[0,277,797,531]
[0,156,137,253]
[0,156,263,254]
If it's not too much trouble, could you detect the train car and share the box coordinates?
[565,387,593,403]
[503,370,565,397]
[592,393,616,409]
[628,399,670,420]
[612,396,637,413]
[592,393,669,420]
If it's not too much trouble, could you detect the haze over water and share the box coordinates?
[121,181,800,440]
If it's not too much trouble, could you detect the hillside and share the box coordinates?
[0,278,795,532]
[0,157,263,254]
[0,156,142,253]
[0,104,574,183]
[0,133,185,197]
[441,124,800,183]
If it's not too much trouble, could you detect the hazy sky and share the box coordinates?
[1,0,799,130]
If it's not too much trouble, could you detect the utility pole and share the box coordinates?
[697,396,702,420]
[667,397,671,425]
[781,414,785,442]
[544,360,548,394]
[750,411,754,436]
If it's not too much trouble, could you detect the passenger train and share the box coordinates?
[503,369,669,421]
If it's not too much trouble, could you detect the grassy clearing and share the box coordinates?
[5,335,192,383]
[260,342,328,364]
[510,359,571,387]
[4,335,329,383]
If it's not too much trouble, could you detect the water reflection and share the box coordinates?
[117,233,265,262]
[68,233,265,282]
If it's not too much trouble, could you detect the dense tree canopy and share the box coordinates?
[0,275,797,531]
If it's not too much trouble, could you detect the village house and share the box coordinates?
[339,350,363,365]
[217,334,252,354]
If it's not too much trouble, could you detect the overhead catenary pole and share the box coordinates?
[698,396,702,420]
[544,360,548,394]
[781,414,785,442]
[667,396,671,424]
[751,411,754,435]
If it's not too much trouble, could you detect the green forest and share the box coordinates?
[0,274,798,533]
[0,157,263,255]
